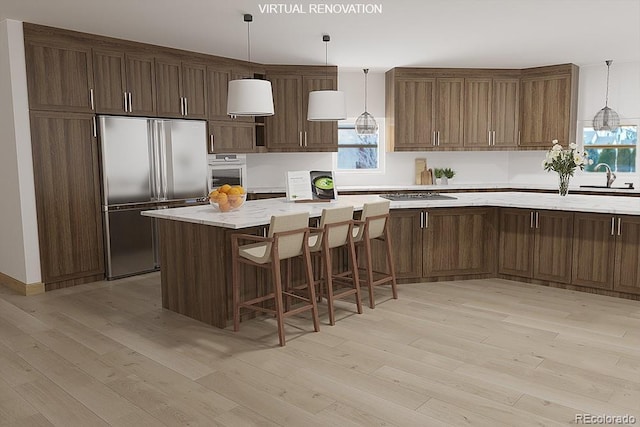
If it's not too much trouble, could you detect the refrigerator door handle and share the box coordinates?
[158,121,169,201]
[149,120,162,201]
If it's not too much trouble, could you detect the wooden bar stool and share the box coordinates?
[308,206,363,326]
[352,200,398,308]
[231,212,320,347]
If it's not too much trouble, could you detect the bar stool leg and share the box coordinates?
[348,236,363,315]
[303,246,320,332]
[385,227,399,300]
[363,231,376,309]
[324,247,336,326]
[271,257,287,347]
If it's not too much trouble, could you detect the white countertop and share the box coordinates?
[249,183,638,194]
[142,192,640,229]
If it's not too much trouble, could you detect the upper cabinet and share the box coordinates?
[464,76,519,149]
[265,66,338,152]
[386,65,577,152]
[93,49,156,116]
[519,64,579,148]
[207,63,255,122]
[24,27,95,113]
[155,56,207,119]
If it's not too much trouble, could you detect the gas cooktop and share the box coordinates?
[380,192,458,201]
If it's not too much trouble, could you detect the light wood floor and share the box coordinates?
[1,275,640,426]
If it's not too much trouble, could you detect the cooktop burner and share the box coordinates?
[380,192,458,201]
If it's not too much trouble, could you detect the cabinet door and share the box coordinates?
[29,112,104,284]
[207,66,232,120]
[520,74,571,147]
[614,217,640,295]
[394,78,435,150]
[208,121,255,153]
[93,50,127,114]
[24,39,94,112]
[435,78,464,149]
[265,74,303,151]
[424,208,496,277]
[303,76,338,151]
[572,213,615,289]
[463,78,492,148]
[492,78,519,148]
[182,62,207,119]
[533,210,573,283]
[155,58,182,117]
[498,208,533,278]
[126,53,156,116]
[379,210,423,279]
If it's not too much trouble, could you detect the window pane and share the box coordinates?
[584,148,636,173]
[338,128,378,146]
[337,147,378,169]
[583,125,637,146]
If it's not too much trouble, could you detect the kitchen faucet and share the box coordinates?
[594,163,616,188]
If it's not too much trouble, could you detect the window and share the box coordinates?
[582,123,637,173]
[335,123,380,171]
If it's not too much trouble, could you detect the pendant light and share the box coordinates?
[592,60,620,132]
[227,14,274,117]
[355,68,378,136]
[307,35,346,121]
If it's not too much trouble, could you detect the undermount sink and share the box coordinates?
[380,192,458,201]
[579,185,635,190]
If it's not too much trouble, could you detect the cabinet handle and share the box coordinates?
[517,131,521,146]
[92,116,97,138]
[184,98,188,116]
[209,134,214,152]
[304,131,308,147]
[488,131,492,146]
[180,97,184,115]
[530,211,534,229]
[128,92,133,112]
[424,211,429,228]
[299,131,303,147]
[611,216,615,236]
[617,217,621,236]
[492,131,496,146]
[535,212,539,229]
[437,131,440,146]
[89,89,95,111]
[123,92,128,112]
[420,211,424,229]
[432,131,436,146]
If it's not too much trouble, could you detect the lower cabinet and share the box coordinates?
[572,213,640,294]
[499,209,573,283]
[29,111,105,288]
[383,207,497,280]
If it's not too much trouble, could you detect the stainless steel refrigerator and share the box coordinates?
[99,116,208,279]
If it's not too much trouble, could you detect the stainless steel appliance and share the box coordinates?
[207,154,247,191]
[99,116,208,279]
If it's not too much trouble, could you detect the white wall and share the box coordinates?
[247,63,640,190]
[0,19,41,284]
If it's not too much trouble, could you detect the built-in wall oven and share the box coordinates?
[207,154,247,190]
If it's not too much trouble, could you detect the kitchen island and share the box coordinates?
[143,192,640,328]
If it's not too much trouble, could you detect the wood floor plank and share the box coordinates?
[2,274,640,425]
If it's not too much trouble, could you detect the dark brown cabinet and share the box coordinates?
[155,57,207,119]
[207,64,255,122]
[499,209,573,283]
[24,37,94,113]
[29,111,104,288]
[265,67,338,152]
[93,50,156,116]
[382,208,497,280]
[572,213,640,294]
[464,77,519,148]
[208,121,255,153]
[519,64,578,148]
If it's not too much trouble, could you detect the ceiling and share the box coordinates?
[2,0,639,70]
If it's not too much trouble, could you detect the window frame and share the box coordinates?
[579,119,638,174]
[333,119,385,174]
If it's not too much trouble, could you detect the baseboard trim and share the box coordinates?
[0,271,45,296]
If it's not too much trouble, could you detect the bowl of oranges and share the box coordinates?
[208,184,246,212]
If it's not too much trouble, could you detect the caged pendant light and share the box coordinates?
[307,34,346,121]
[355,68,378,136]
[592,60,620,132]
[227,14,274,117]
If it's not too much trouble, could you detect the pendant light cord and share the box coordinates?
[605,61,611,108]
[246,21,251,63]
[363,68,369,113]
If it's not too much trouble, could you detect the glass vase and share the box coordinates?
[558,173,570,196]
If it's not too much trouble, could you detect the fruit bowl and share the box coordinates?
[208,185,246,212]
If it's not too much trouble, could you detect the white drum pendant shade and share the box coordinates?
[227,79,274,116]
[307,90,346,121]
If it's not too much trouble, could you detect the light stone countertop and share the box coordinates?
[142,192,640,229]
